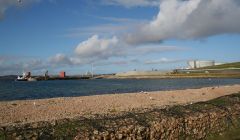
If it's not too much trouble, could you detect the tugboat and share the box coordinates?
[16,72,28,81]
[16,72,32,81]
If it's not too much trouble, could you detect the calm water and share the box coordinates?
[0,78,240,101]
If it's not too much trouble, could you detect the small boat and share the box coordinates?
[16,72,30,81]
[16,71,38,81]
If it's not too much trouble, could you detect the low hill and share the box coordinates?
[0,75,17,80]
[202,62,240,69]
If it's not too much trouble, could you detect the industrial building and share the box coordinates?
[59,71,66,78]
[188,60,215,69]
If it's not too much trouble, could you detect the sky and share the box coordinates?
[0,0,240,75]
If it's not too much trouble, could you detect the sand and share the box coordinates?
[0,84,240,126]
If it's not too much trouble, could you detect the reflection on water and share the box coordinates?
[0,78,240,101]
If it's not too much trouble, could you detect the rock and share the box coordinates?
[31,122,39,129]
[31,136,37,140]
[93,130,99,135]
[15,135,23,140]
[12,132,17,137]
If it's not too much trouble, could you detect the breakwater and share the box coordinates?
[1,92,240,139]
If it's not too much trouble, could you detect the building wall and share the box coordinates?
[188,60,215,69]
[59,71,66,78]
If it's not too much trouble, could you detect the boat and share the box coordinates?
[16,72,30,81]
[16,75,27,81]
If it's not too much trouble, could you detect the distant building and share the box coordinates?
[188,60,215,69]
[59,71,66,78]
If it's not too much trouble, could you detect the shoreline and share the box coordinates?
[0,84,240,126]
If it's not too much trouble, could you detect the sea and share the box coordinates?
[0,78,240,101]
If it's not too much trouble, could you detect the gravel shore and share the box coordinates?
[0,84,240,126]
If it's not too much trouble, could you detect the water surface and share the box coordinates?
[0,78,240,101]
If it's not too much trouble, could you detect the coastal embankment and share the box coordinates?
[0,85,240,139]
[102,73,240,79]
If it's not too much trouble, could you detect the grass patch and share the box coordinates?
[163,106,187,117]
[54,120,87,139]
[207,126,240,140]
[187,102,215,111]
[207,95,237,107]
[202,62,240,69]
[0,131,5,140]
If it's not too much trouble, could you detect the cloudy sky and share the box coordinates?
[0,0,240,75]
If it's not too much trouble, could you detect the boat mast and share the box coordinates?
[91,63,94,78]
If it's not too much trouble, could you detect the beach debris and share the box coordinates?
[140,91,148,94]
[202,93,206,95]
[149,96,154,100]
[33,102,36,106]
[11,103,17,106]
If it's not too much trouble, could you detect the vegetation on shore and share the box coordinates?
[201,62,240,69]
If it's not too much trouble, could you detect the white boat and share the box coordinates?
[16,76,27,81]
[16,72,31,81]
[16,71,38,81]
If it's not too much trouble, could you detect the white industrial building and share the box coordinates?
[188,60,215,69]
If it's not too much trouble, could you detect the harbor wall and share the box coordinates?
[1,93,240,139]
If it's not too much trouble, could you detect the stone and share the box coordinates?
[15,135,23,140]
[93,130,99,135]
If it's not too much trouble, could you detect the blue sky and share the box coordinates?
[0,0,240,75]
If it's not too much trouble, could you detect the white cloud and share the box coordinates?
[64,24,130,38]
[75,35,120,60]
[102,0,161,7]
[126,0,240,44]
[73,35,186,64]
[133,45,185,54]
[64,16,145,38]
[49,53,73,66]
[0,0,40,19]
[145,57,183,64]
[51,34,185,66]
[0,58,47,75]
